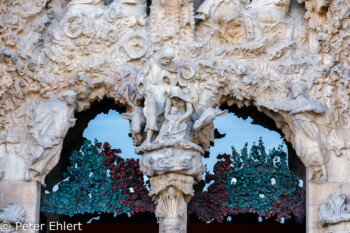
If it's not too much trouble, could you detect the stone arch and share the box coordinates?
[43,98,128,191]
[1,0,350,232]
[218,102,306,180]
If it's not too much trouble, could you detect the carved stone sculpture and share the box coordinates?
[244,0,292,41]
[150,173,195,233]
[319,192,350,225]
[26,91,77,184]
[149,0,195,49]
[137,48,178,145]
[1,0,350,231]
[0,204,26,225]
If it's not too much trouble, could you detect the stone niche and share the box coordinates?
[0,0,350,232]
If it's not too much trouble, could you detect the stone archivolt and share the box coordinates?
[0,0,350,232]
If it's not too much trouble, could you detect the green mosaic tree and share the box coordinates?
[41,140,129,216]
[190,138,305,222]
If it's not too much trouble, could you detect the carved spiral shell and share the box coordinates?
[62,13,89,39]
[186,45,202,58]
[178,63,196,86]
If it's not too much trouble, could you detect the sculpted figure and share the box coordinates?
[257,83,325,115]
[196,0,245,44]
[165,106,182,134]
[137,48,178,144]
[196,0,243,20]
[149,0,195,49]
[157,86,194,142]
[196,0,227,20]
[244,0,292,40]
[192,105,227,151]
[27,90,77,183]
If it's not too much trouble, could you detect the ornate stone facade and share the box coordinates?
[0,0,350,232]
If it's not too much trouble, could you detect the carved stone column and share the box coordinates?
[149,173,195,233]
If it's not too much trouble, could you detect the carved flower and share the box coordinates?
[162,24,176,40]
[104,29,118,45]
[120,34,148,60]
[129,36,145,51]
[62,14,89,39]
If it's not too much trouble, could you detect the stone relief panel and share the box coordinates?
[1,0,350,232]
[0,0,349,187]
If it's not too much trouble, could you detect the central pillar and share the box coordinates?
[150,173,194,233]
[132,47,221,233]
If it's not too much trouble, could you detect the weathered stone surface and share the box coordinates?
[1,0,350,231]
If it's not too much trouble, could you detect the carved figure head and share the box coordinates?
[160,48,175,66]
[170,106,178,115]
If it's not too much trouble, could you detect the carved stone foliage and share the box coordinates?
[319,192,350,225]
[150,174,195,233]
[0,204,26,232]
[0,204,25,225]
[44,0,148,76]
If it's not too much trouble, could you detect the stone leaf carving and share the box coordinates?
[0,204,25,224]
[0,203,25,233]
[319,192,350,225]
[150,173,195,233]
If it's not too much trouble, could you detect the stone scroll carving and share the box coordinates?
[319,192,350,225]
